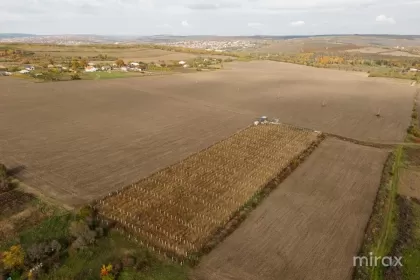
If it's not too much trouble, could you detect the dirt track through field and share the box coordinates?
[0,61,413,205]
[192,138,388,280]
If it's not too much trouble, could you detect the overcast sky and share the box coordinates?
[1,0,419,35]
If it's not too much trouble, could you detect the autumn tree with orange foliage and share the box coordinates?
[1,245,25,270]
[100,264,115,280]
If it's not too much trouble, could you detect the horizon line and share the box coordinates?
[1,33,420,37]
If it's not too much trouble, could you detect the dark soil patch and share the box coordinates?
[384,195,415,280]
[405,147,420,167]
[0,189,34,217]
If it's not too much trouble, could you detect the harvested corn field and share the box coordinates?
[96,124,322,258]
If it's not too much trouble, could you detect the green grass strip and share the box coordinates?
[371,146,402,280]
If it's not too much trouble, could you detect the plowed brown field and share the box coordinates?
[96,124,320,257]
[0,61,413,205]
[192,139,389,280]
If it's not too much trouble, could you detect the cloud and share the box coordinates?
[1,0,418,34]
[375,14,396,24]
[290,20,305,26]
[188,3,220,10]
[78,3,101,15]
[248,22,263,27]
[249,0,416,12]
[188,2,241,10]
[156,23,172,28]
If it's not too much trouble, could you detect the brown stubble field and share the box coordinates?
[0,61,414,206]
[7,45,234,63]
[192,138,389,280]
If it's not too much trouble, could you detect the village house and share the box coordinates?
[410,68,419,72]
[85,66,97,72]
[24,65,35,71]
[130,62,140,67]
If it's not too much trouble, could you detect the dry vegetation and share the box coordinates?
[346,47,420,58]
[0,164,53,247]
[192,138,389,280]
[252,38,420,81]
[398,168,420,200]
[96,124,321,258]
[398,146,420,200]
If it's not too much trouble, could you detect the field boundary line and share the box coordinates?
[263,120,412,149]
[325,134,396,149]
[371,146,402,280]
[353,147,402,280]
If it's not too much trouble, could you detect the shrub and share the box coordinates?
[121,255,136,268]
[78,206,93,219]
[9,66,20,72]
[0,164,8,191]
[26,244,47,264]
[69,221,97,250]
[407,125,420,137]
[26,240,62,265]
[115,59,125,67]
[1,245,25,270]
[100,264,115,280]
[38,71,62,81]
[70,73,81,80]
